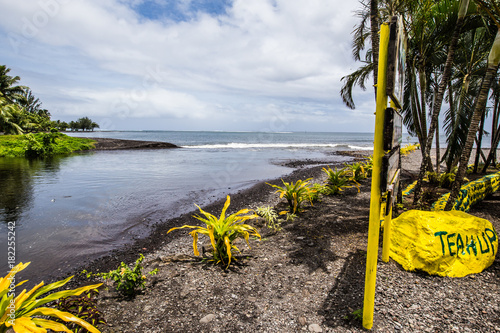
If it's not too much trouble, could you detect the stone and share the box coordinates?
[299,317,307,326]
[390,210,498,277]
[308,324,322,332]
[200,314,215,324]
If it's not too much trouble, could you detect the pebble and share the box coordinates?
[299,317,307,326]
[308,323,322,332]
[200,314,215,324]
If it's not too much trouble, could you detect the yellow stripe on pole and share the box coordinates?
[363,22,390,330]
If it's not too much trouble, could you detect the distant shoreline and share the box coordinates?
[90,137,179,150]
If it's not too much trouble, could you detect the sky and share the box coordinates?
[0,0,375,132]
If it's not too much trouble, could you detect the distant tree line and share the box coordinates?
[0,65,99,134]
[68,117,100,131]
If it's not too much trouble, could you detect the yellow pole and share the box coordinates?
[382,207,393,262]
[363,22,390,330]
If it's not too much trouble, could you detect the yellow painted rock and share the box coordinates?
[390,210,498,277]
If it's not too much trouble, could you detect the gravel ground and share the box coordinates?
[72,149,499,333]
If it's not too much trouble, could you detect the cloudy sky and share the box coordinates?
[0,0,374,132]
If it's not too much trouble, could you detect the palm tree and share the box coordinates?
[20,89,42,114]
[0,65,26,104]
[445,0,500,210]
[412,0,471,204]
[0,96,23,134]
[341,0,409,109]
[442,26,492,172]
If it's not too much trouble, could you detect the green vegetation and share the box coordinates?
[322,166,353,195]
[56,289,106,333]
[267,178,316,214]
[255,206,297,232]
[98,254,158,298]
[167,195,261,269]
[0,262,102,333]
[1,64,99,134]
[343,1,500,209]
[68,117,100,132]
[0,132,95,158]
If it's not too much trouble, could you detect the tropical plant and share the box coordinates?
[0,262,102,333]
[322,166,353,195]
[267,178,316,214]
[344,161,368,182]
[446,0,500,210]
[56,289,106,333]
[256,206,281,232]
[167,196,260,269]
[363,155,374,177]
[0,96,23,135]
[0,65,26,104]
[99,254,157,298]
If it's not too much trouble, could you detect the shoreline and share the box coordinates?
[90,137,180,150]
[63,153,366,288]
[32,147,499,332]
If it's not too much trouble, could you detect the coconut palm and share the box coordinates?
[411,0,472,204]
[0,65,26,104]
[442,27,489,171]
[446,0,500,210]
[0,96,23,134]
[341,0,409,109]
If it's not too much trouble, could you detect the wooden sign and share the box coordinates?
[385,169,400,215]
[384,107,403,151]
[386,16,406,109]
[381,148,400,193]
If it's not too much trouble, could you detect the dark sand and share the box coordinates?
[56,143,499,332]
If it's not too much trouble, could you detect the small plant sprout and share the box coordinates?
[167,195,261,269]
[100,254,158,297]
[256,206,282,232]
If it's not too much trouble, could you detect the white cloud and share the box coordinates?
[0,0,374,131]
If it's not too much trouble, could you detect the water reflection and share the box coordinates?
[0,157,63,225]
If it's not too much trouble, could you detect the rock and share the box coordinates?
[200,314,215,324]
[308,323,322,332]
[390,210,498,277]
[299,316,307,326]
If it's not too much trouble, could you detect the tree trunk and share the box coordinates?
[436,121,440,174]
[370,0,379,98]
[482,124,500,171]
[445,30,500,210]
[412,1,469,204]
[473,109,486,173]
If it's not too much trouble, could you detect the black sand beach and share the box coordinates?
[54,141,499,333]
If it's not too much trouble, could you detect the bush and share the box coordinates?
[99,254,158,298]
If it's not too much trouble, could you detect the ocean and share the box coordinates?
[0,131,384,281]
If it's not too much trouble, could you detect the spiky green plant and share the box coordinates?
[267,178,316,214]
[322,166,352,195]
[363,155,374,177]
[167,196,260,269]
[344,162,368,182]
[0,262,102,333]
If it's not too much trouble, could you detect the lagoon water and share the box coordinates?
[0,131,379,281]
